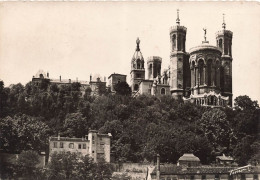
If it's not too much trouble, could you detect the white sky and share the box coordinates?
[0,2,259,102]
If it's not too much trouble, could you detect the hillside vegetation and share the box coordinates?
[0,80,259,166]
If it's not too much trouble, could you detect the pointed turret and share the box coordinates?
[130,38,145,93]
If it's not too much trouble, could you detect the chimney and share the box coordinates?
[58,133,60,140]
[156,154,160,180]
[76,77,78,82]
[90,74,92,82]
[47,72,49,78]
[69,79,71,83]
[97,77,100,82]
[60,76,61,82]
[104,76,106,82]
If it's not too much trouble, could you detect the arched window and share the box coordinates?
[177,36,181,51]
[137,59,141,69]
[198,60,204,85]
[39,74,44,79]
[207,60,212,86]
[172,34,176,50]
[69,143,74,149]
[134,84,139,91]
[219,39,223,49]
[161,88,166,95]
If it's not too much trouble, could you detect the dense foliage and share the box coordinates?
[0,150,112,180]
[0,80,259,166]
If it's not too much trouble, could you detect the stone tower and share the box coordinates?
[147,56,162,80]
[169,9,190,100]
[216,14,233,106]
[130,38,145,93]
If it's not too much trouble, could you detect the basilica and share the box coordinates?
[131,10,233,107]
[32,10,233,107]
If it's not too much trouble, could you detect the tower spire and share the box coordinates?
[136,37,140,51]
[222,13,226,30]
[176,9,180,25]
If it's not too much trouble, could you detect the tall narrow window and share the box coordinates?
[161,88,166,95]
[60,142,63,148]
[208,60,212,86]
[219,39,223,49]
[172,34,176,50]
[215,174,220,180]
[198,60,204,85]
[134,84,139,91]
[53,142,57,148]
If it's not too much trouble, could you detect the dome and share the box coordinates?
[189,42,222,54]
[132,51,144,62]
[35,69,47,78]
[178,153,200,162]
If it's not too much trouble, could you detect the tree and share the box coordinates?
[0,81,9,117]
[114,82,132,96]
[199,108,232,152]
[47,152,112,180]
[47,151,78,180]
[234,95,259,111]
[0,115,51,153]
[16,150,41,178]
[63,112,90,138]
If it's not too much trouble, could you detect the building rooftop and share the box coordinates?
[151,165,260,175]
[108,73,127,79]
[50,137,89,142]
[189,42,222,54]
[178,153,200,162]
[216,154,234,161]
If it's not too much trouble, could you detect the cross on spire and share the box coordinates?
[203,28,207,42]
[222,13,226,30]
[176,9,180,25]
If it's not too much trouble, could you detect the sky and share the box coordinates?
[0,2,259,102]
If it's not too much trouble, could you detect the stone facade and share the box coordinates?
[32,70,106,96]
[130,39,171,97]
[49,130,112,163]
[108,73,127,92]
[149,154,260,180]
[170,11,233,107]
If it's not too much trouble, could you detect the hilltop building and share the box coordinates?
[130,10,233,107]
[32,71,106,96]
[49,130,112,163]
[31,10,233,107]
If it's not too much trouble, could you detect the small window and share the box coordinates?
[60,142,63,148]
[228,175,233,180]
[93,140,95,144]
[241,174,246,180]
[92,151,95,153]
[190,175,194,180]
[83,144,86,149]
[161,88,166,95]
[92,136,94,140]
[253,174,258,180]
[53,142,57,148]
[134,84,139,91]
[78,144,81,149]
[215,174,220,180]
[201,175,206,180]
[69,143,74,149]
